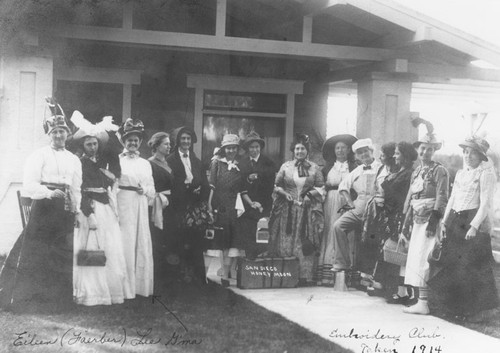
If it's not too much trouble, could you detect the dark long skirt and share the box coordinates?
[428,209,499,316]
[0,198,74,309]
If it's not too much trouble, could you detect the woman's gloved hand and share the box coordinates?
[425,210,441,237]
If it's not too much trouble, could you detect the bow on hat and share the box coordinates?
[71,111,119,146]
[117,118,145,142]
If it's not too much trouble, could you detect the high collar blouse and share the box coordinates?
[119,153,156,200]
[444,162,497,230]
[23,145,82,211]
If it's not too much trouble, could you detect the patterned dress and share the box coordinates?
[208,157,244,251]
[268,160,325,281]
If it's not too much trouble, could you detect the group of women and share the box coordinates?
[0,102,497,322]
[315,129,498,321]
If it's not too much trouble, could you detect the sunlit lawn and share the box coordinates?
[0,260,348,353]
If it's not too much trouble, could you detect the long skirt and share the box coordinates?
[117,190,154,298]
[428,209,499,316]
[316,189,344,285]
[0,198,74,309]
[73,202,127,306]
[404,221,439,288]
[268,200,319,281]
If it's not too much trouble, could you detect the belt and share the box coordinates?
[83,187,107,193]
[41,182,67,191]
[450,208,478,217]
[119,185,141,191]
[325,185,339,191]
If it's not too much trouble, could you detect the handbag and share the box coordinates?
[77,229,106,266]
[181,201,213,230]
[383,238,407,266]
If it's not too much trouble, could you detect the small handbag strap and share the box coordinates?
[84,228,101,250]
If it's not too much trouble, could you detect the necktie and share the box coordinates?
[251,159,256,168]
[363,165,372,170]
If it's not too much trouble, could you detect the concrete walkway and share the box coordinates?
[207,268,500,353]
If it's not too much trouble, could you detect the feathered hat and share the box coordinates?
[411,117,442,150]
[43,97,72,135]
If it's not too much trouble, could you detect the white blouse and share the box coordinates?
[444,162,497,230]
[119,153,155,201]
[23,145,82,210]
[326,161,349,187]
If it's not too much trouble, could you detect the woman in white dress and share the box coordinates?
[72,118,127,306]
[117,119,155,298]
[401,131,449,315]
[316,134,357,286]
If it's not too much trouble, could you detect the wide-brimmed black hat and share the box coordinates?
[322,134,357,161]
[242,131,265,150]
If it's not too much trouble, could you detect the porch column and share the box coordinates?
[356,72,417,149]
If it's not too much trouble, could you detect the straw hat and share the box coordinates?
[219,134,240,149]
[459,136,489,161]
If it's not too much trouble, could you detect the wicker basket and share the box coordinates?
[383,239,408,266]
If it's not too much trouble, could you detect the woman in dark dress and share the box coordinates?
[429,136,499,322]
[360,142,398,279]
[166,126,209,284]
[239,132,276,259]
[0,99,82,310]
[366,141,417,302]
[207,134,244,286]
[147,132,175,284]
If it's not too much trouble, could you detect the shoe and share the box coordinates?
[366,286,383,297]
[403,300,430,315]
[387,294,410,305]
